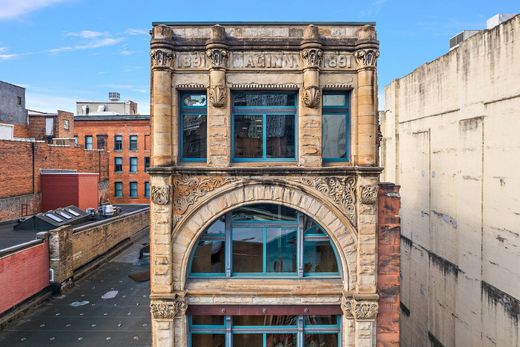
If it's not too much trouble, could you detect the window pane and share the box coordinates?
[234,115,263,158]
[233,93,295,107]
[183,94,207,107]
[266,115,295,158]
[192,316,224,326]
[303,240,338,273]
[266,334,297,347]
[304,315,337,325]
[191,240,225,273]
[323,94,346,106]
[303,217,325,235]
[204,216,225,236]
[323,114,347,159]
[191,334,225,347]
[233,334,262,347]
[233,315,298,326]
[232,204,297,222]
[304,334,338,347]
[183,114,207,158]
[232,227,263,272]
[266,227,297,273]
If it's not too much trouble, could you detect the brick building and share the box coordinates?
[74,114,151,204]
[147,22,400,347]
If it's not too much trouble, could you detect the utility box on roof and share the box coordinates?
[41,172,99,211]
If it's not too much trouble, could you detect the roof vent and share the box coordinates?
[108,92,120,102]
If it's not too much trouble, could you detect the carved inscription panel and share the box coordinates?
[230,52,300,69]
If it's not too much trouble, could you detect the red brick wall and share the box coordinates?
[13,124,30,138]
[377,183,401,346]
[28,115,46,139]
[74,119,151,204]
[55,111,74,139]
[0,241,49,315]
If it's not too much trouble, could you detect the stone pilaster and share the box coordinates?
[342,295,379,347]
[299,24,323,167]
[355,25,379,166]
[47,226,73,292]
[151,25,175,166]
[150,294,187,347]
[206,25,230,167]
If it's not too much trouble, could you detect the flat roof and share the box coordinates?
[74,115,150,121]
[152,21,376,26]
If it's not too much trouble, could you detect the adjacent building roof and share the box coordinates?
[74,115,150,121]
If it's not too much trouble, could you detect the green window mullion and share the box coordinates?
[262,113,267,159]
[297,316,304,347]
[225,213,232,277]
[263,226,267,274]
[226,316,232,347]
[297,213,304,277]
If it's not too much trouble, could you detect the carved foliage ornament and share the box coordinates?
[301,48,323,68]
[360,185,378,205]
[296,176,356,226]
[354,49,379,68]
[341,296,354,318]
[206,48,228,68]
[209,85,226,107]
[151,185,171,205]
[150,295,187,320]
[151,49,174,69]
[303,86,320,108]
[341,297,379,320]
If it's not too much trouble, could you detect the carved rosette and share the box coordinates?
[303,86,321,108]
[173,176,237,215]
[360,185,378,205]
[151,185,171,205]
[209,85,226,107]
[301,48,323,68]
[341,297,354,318]
[150,295,187,320]
[206,48,228,69]
[354,49,379,69]
[353,300,379,320]
[294,176,357,226]
[151,49,175,70]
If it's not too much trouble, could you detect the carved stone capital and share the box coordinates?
[303,86,321,108]
[151,49,174,70]
[353,300,379,320]
[150,295,187,320]
[341,296,354,318]
[360,185,378,205]
[209,85,227,107]
[354,48,379,69]
[301,48,323,68]
[151,185,171,205]
[206,48,228,69]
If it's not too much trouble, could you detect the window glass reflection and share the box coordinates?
[232,227,263,272]
[266,227,297,273]
[323,114,347,159]
[303,240,338,273]
[191,334,225,347]
[191,240,225,273]
[183,114,207,158]
[234,115,263,158]
[266,114,295,158]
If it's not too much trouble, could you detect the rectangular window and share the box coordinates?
[144,157,150,171]
[63,119,69,130]
[129,135,138,151]
[17,96,22,106]
[144,182,150,198]
[322,92,349,161]
[114,182,123,197]
[129,182,138,198]
[129,157,138,173]
[74,135,78,145]
[85,135,93,150]
[114,157,123,172]
[180,92,207,161]
[96,135,106,150]
[232,92,296,161]
[114,135,123,151]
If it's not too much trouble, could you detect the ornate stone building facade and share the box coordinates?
[148,22,391,347]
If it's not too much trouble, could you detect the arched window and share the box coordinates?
[189,204,340,278]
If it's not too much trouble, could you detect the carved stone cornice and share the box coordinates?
[341,297,379,320]
[151,185,171,205]
[293,176,356,226]
[341,296,354,318]
[151,49,175,70]
[303,86,321,108]
[360,185,378,205]
[209,85,226,107]
[206,48,228,69]
[301,48,323,69]
[354,48,379,69]
[150,295,187,320]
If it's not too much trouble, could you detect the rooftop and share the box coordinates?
[74,115,150,121]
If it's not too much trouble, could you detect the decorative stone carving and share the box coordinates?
[173,176,237,214]
[360,185,378,205]
[303,86,321,108]
[150,295,187,320]
[209,85,226,107]
[295,176,357,226]
[301,48,323,68]
[151,185,171,205]
[230,83,298,90]
[151,49,174,69]
[206,48,228,68]
[353,301,379,320]
[354,49,379,69]
[176,83,207,89]
[341,296,354,318]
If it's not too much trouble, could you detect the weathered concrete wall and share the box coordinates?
[381,15,520,347]
[0,81,27,125]
[72,208,149,270]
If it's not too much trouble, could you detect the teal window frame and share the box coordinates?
[189,315,341,347]
[322,91,350,162]
[231,92,297,162]
[188,205,341,279]
[114,182,123,198]
[129,181,138,198]
[129,157,138,173]
[179,91,207,162]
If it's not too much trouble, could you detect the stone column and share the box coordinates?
[342,295,379,347]
[150,294,187,347]
[299,25,323,167]
[355,25,379,166]
[206,25,230,167]
[151,25,175,166]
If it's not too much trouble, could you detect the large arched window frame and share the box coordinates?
[188,204,341,278]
